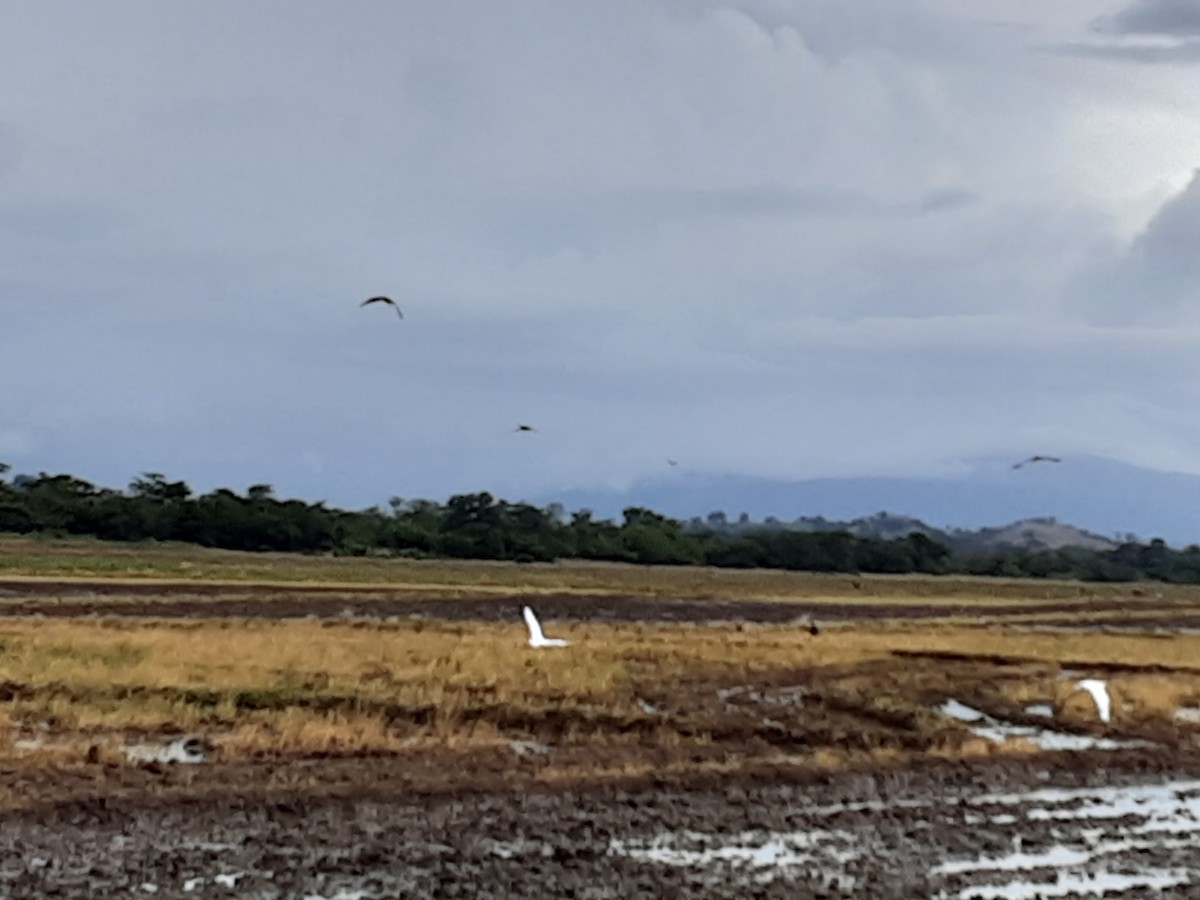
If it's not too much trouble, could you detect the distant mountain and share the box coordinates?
[544,455,1200,548]
[682,510,1113,553]
[787,512,1116,553]
[791,511,940,542]
[943,517,1117,553]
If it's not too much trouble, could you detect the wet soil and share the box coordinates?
[1014,614,1200,631]
[2,754,1200,898]
[0,579,1156,624]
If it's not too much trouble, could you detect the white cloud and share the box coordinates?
[1068,170,1200,324]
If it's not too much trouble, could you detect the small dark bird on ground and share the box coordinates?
[360,296,403,319]
[1012,455,1061,470]
[515,424,536,432]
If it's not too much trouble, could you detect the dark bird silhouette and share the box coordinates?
[360,296,403,319]
[1012,455,1062,470]
[515,424,536,433]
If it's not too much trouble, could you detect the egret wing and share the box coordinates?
[522,606,546,643]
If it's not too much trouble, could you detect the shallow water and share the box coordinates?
[1176,706,1200,724]
[610,776,1200,896]
[4,763,1200,898]
[950,869,1192,899]
[936,699,1143,751]
[124,736,208,765]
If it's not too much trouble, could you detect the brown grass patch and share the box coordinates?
[6,534,1200,605]
[0,549,1198,807]
[1,613,1198,775]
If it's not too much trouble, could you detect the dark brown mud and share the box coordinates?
[0,578,1151,624]
[2,754,1200,898]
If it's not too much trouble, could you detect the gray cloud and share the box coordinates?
[1057,37,1200,62]
[1130,169,1200,279]
[1064,0,1200,63]
[914,187,978,214]
[1095,0,1200,35]
[3,1,1200,511]
[1069,170,1200,324]
[479,185,977,258]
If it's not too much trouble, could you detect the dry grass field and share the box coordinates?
[1,536,1200,811]
[2,533,1196,603]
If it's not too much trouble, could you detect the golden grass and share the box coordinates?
[2,539,1199,809]
[2,614,1199,772]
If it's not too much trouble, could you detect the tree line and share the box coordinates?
[1,465,1197,583]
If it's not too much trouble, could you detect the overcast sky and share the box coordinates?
[4,0,1200,511]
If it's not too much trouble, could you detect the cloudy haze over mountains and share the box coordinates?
[549,455,1200,547]
[3,1,1200,541]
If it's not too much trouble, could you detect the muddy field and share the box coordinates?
[2,754,1199,898]
[3,576,1200,897]
[0,577,1172,625]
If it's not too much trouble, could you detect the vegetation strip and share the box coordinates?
[2,469,1197,580]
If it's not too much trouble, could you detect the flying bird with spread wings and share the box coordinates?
[360,296,403,319]
[1012,455,1062,470]
[522,606,570,649]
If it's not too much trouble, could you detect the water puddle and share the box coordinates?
[940,699,987,723]
[936,700,1144,752]
[949,869,1193,899]
[508,739,551,758]
[124,736,209,765]
[717,684,809,707]
[975,778,1200,822]
[939,779,1200,896]
[174,870,369,897]
[609,827,859,884]
[1175,706,1200,725]
[609,777,1200,893]
[970,725,1141,751]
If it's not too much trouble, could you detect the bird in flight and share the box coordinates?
[522,606,570,648]
[515,424,536,433]
[360,296,403,319]
[1012,455,1062,470]
[1073,678,1111,723]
